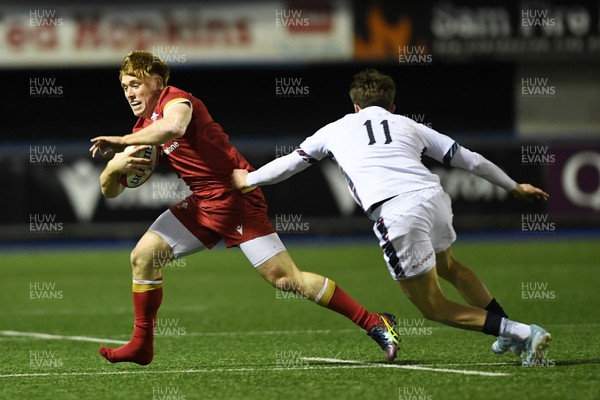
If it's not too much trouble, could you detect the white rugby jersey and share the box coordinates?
[297,106,457,213]
[245,106,516,215]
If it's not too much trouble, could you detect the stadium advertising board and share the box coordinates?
[354,0,600,61]
[0,1,352,67]
[3,141,597,240]
[547,146,600,215]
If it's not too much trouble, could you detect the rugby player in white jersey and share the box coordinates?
[231,69,551,367]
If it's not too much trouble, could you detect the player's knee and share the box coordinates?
[257,255,302,291]
[260,268,301,292]
[273,275,301,293]
[130,246,152,270]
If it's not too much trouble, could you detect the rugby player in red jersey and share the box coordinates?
[89,51,399,365]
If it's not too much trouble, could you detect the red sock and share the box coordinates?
[315,278,380,331]
[99,286,163,365]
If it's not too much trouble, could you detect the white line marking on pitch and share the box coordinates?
[0,369,261,379]
[0,331,127,345]
[302,357,510,377]
[0,361,509,379]
[426,362,515,367]
[183,329,357,337]
[0,331,510,377]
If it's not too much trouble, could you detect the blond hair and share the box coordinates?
[119,51,170,86]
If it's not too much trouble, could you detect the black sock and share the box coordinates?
[482,312,503,336]
[485,298,508,318]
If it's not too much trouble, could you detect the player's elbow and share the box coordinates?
[463,161,480,174]
[452,148,482,173]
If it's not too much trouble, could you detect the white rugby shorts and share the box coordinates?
[372,188,457,280]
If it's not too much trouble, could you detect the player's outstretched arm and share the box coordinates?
[99,146,152,198]
[449,146,548,201]
[231,151,313,190]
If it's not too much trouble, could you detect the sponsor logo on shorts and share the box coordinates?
[236,225,243,235]
[409,250,434,270]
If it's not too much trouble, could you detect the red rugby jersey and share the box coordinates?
[132,86,253,201]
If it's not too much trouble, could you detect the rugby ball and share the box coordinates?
[119,145,159,188]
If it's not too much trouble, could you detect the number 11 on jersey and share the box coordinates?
[364,120,392,145]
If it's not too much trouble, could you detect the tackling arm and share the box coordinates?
[231,151,313,190]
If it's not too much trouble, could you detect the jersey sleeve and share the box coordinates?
[450,147,517,192]
[297,126,330,161]
[413,122,459,166]
[245,126,330,187]
[245,151,312,187]
[160,90,193,115]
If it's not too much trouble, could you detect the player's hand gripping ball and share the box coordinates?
[119,145,159,188]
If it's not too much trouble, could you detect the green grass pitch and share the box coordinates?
[1,238,599,399]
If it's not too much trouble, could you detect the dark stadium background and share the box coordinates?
[1,0,599,242]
